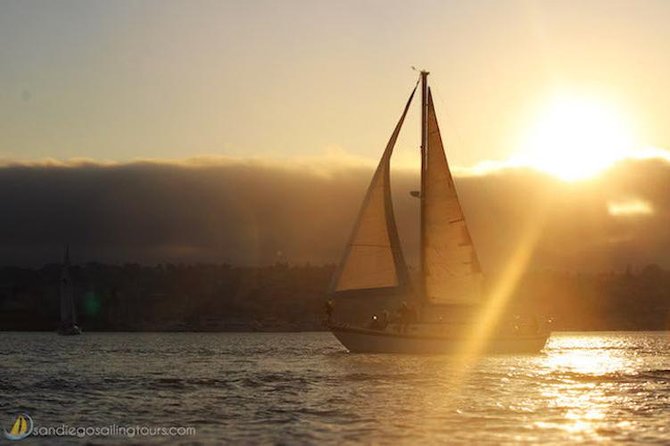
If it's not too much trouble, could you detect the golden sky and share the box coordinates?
[1,0,670,177]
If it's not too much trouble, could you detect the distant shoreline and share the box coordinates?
[2,328,668,334]
[1,263,668,333]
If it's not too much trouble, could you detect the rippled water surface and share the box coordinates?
[1,331,668,444]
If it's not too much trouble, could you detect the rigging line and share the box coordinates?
[432,87,470,167]
[409,67,422,90]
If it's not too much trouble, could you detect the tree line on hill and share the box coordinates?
[0,262,667,332]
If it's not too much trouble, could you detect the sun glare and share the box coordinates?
[515,95,636,181]
[607,198,654,217]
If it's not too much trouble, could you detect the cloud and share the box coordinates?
[607,198,654,217]
[457,145,670,182]
[0,155,670,272]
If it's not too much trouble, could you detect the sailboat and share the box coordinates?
[328,71,549,353]
[57,245,82,336]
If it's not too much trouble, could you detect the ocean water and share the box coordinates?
[0,331,668,444]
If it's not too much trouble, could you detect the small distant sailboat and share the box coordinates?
[328,71,549,353]
[57,246,81,336]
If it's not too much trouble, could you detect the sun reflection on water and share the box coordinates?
[545,347,626,376]
[535,334,637,441]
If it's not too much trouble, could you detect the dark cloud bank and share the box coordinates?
[1,158,670,272]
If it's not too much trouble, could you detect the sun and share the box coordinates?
[514,94,635,181]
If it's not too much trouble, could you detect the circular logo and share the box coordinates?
[4,413,33,441]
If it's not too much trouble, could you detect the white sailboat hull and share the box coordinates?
[57,324,82,336]
[330,325,549,354]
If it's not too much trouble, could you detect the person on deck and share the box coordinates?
[380,310,389,330]
[324,299,334,324]
[398,302,410,333]
[370,310,389,330]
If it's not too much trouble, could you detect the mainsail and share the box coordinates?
[60,246,77,327]
[422,88,483,305]
[330,86,417,295]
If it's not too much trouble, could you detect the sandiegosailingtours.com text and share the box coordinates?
[3,412,196,441]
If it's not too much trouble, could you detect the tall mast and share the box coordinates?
[419,70,429,301]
